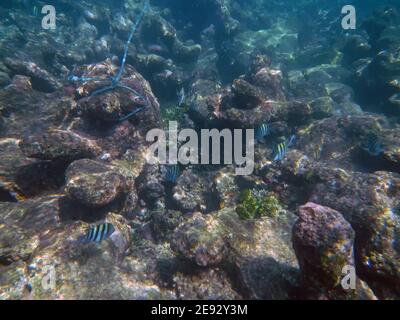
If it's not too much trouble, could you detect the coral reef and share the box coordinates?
[1,0,400,300]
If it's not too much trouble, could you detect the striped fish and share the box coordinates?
[362,133,383,156]
[271,135,296,161]
[255,123,270,142]
[83,223,115,243]
[165,165,180,183]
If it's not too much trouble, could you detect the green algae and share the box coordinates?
[236,189,282,220]
[161,104,188,126]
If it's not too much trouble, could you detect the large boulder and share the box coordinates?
[171,208,300,299]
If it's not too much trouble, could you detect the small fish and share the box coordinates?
[0,181,25,202]
[163,69,173,78]
[10,191,26,202]
[362,133,383,156]
[147,44,163,53]
[255,123,270,142]
[271,135,296,162]
[83,10,96,21]
[81,223,115,244]
[177,87,185,107]
[165,164,180,183]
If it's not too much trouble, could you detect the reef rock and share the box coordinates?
[73,59,161,129]
[4,58,61,93]
[171,207,299,299]
[280,151,400,299]
[292,203,356,296]
[171,212,227,267]
[21,129,101,163]
[65,159,127,208]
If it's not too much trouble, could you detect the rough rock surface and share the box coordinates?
[293,202,356,289]
[171,208,300,299]
[65,159,127,208]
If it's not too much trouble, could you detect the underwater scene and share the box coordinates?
[0,0,400,300]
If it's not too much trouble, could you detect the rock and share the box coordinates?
[231,79,269,109]
[292,202,355,291]
[213,168,239,208]
[296,113,400,173]
[172,170,212,213]
[0,138,35,187]
[305,68,333,84]
[188,79,222,123]
[150,209,184,242]
[0,196,64,267]
[310,96,336,119]
[0,71,11,87]
[221,99,276,128]
[352,44,400,115]
[0,205,175,299]
[296,44,341,69]
[0,75,65,137]
[136,164,165,204]
[338,101,362,115]
[142,14,201,63]
[4,58,61,93]
[342,35,371,64]
[73,59,161,129]
[324,82,354,103]
[171,212,227,267]
[171,208,300,299]
[308,170,400,299]
[65,159,127,208]
[361,9,392,43]
[20,129,101,163]
[173,268,240,300]
[280,154,400,299]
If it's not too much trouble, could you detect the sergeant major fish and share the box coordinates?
[165,164,180,183]
[80,223,115,244]
[271,135,296,161]
[255,123,271,142]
